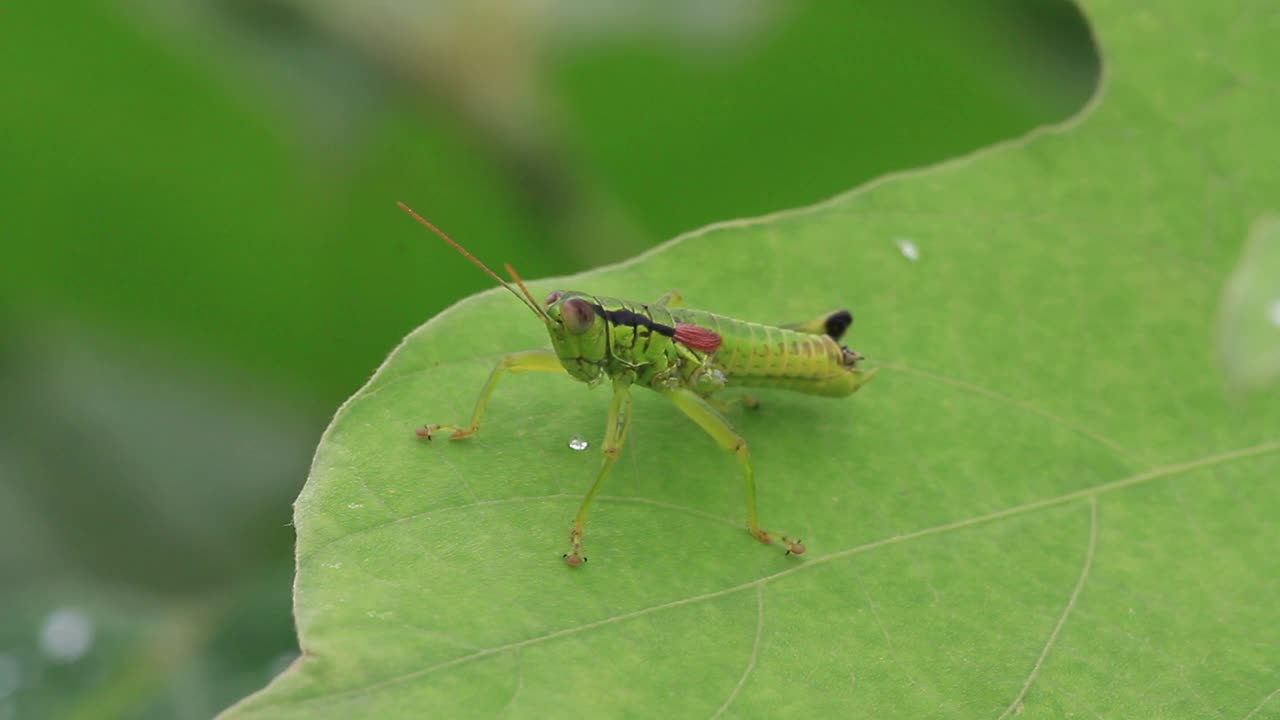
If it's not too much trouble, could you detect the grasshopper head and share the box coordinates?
[542,290,607,382]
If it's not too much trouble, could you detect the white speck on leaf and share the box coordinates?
[568,435,589,451]
[348,503,364,510]
[895,238,920,261]
[39,608,94,663]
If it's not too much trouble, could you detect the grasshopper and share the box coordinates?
[400,202,876,565]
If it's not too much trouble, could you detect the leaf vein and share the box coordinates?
[1242,685,1280,720]
[255,439,1279,712]
[882,363,1135,459]
[710,585,766,720]
[995,495,1099,719]
[299,493,738,565]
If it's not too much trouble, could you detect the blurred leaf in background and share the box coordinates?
[0,0,1095,716]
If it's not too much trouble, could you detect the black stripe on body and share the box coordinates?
[596,297,615,357]
[589,302,676,338]
[643,305,660,356]
[630,305,645,350]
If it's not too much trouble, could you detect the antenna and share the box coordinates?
[397,201,550,322]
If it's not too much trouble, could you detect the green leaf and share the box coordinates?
[224,1,1280,717]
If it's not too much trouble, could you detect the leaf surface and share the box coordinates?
[225,1,1280,717]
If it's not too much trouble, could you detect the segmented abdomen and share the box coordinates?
[669,309,862,397]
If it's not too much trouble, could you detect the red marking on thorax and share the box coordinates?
[674,323,722,352]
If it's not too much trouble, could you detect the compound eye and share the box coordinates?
[561,297,595,334]
[544,290,564,307]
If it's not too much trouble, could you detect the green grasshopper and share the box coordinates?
[400,202,876,565]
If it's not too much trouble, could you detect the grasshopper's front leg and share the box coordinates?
[565,371,634,563]
[662,388,805,557]
[565,377,633,566]
[417,349,565,440]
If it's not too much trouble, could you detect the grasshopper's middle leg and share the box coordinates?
[565,377,633,566]
[661,388,805,556]
[417,349,565,440]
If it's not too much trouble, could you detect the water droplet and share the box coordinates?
[39,608,94,663]
[0,654,19,698]
[568,435,589,451]
[1218,217,1280,390]
[895,238,920,261]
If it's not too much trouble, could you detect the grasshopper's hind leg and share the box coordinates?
[417,349,565,440]
[661,388,805,557]
[565,378,634,566]
[781,309,853,341]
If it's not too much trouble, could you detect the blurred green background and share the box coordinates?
[0,1,1096,717]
